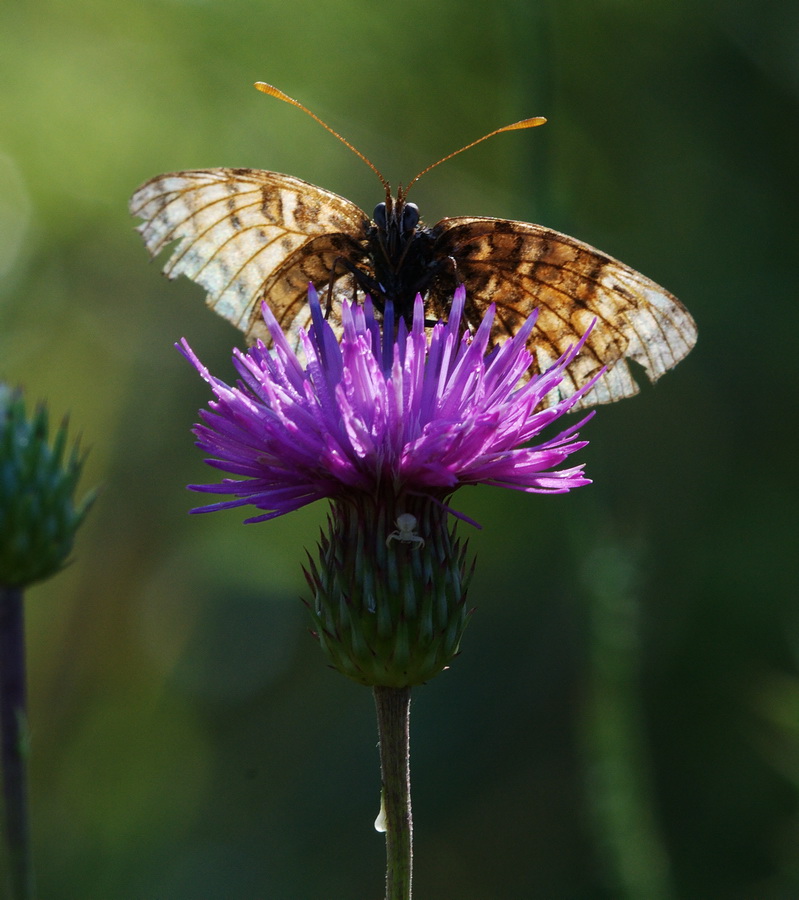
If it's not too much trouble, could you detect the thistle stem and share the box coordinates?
[373,685,412,900]
[0,586,35,900]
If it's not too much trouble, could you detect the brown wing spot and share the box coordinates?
[608,281,636,303]
[293,196,318,229]
[329,234,350,251]
[224,195,242,230]
[492,220,515,235]
[260,187,283,221]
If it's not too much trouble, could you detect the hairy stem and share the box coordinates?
[373,685,412,900]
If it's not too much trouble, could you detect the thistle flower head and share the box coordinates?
[179,286,596,521]
[180,287,599,685]
[0,385,95,588]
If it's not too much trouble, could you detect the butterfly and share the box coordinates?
[129,82,697,408]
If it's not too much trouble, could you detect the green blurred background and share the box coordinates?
[1,0,797,897]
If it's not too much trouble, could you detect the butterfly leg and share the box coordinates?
[326,255,382,316]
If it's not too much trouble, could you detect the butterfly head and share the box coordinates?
[373,196,420,237]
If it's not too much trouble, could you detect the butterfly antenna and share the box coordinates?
[254,82,391,196]
[403,117,547,195]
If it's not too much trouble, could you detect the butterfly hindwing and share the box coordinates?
[129,168,368,344]
[431,217,697,407]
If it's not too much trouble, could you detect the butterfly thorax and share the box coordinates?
[364,192,439,322]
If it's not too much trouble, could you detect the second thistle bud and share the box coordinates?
[304,496,474,687]
[0,386,94,588]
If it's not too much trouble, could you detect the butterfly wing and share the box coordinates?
[129,168,368,344]
[432,217,697,407]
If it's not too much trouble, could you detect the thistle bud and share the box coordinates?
[0,386,95,587]
[304,497,474,687]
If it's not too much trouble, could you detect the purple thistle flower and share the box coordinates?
[178,285,597,525]
[179,286,599,686]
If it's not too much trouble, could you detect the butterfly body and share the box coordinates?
[130,165,696,408]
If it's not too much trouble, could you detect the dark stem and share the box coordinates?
[373,685,412,900]
[0,586,35,900]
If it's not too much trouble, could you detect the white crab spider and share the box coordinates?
[386,513,425,548]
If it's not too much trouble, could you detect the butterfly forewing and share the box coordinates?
[432,217,697,407]
[129,168,368,344]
